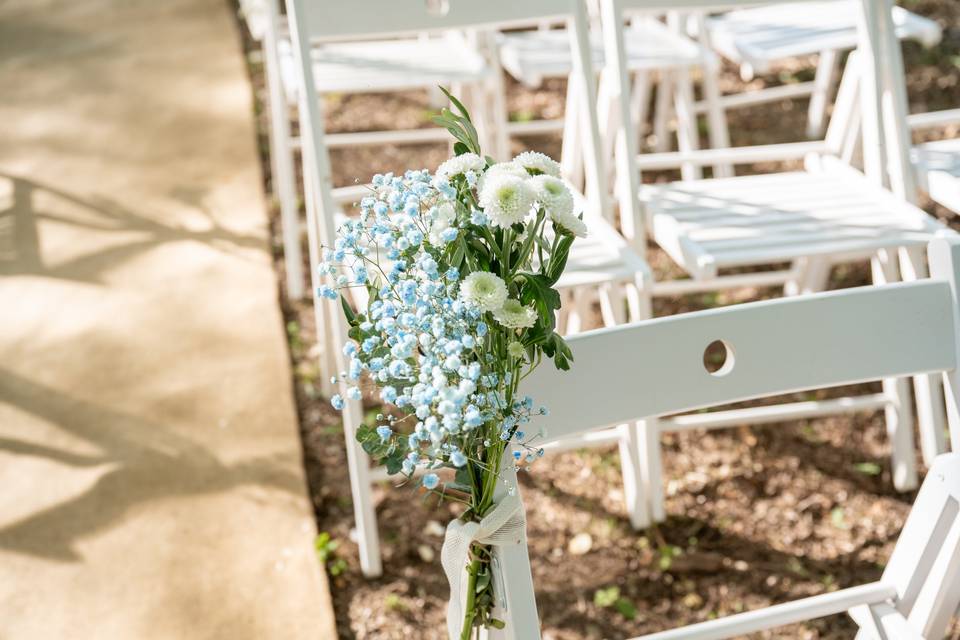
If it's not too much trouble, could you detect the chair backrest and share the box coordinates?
[597,0,915,244]
[489,236,960,638]
[284,0,608,251]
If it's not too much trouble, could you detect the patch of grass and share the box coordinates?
[594,586,637,620]
[853,461,882,476]
[315,531,348,577]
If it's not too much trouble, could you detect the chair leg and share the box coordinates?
[598,282,628,327]
[784,256,832,296]
[899,246,948,464]
[653,71,674,153]
[673,65,703,181]
[807,49,840,139]
[487,67,511,163]
[694,14,733,178]
[262,29,305,299]
[630,69,652,153]
[342,397,383,578]
[619,421,652,529]
[560,72,584,190]
[872,248,919,491]
[622,281,661,526]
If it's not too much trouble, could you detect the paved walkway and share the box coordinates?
[0,0,336,637]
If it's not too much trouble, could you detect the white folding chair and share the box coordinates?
[496,11,734,180]
[239,0,500,300]
[702,0,941,138]
[485,235,960,639]
[597,0,955,524]
[287,0,657,578]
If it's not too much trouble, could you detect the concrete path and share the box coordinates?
[0,0,336,637]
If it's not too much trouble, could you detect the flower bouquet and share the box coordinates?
[320,89,584,639]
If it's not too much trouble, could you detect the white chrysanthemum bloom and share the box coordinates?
[493,299,538,329]
[477,161,528,192]
[529,175,574,218]
[478,174,535,229]
[459,271,508,312]
[551,209,588,238]
[437,153,485,179]
[528,175,587,237]
[428,202,457,245]
[513,151,562,177]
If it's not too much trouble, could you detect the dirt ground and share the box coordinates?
[235,2,960,638]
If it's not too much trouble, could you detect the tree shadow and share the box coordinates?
[0,365,306,562]
[0,172,264,284]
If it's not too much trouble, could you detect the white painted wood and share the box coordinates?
[908,109,960,131]
[261,0,304,299]
[930,237,960,451]
[704,1,941,74]
[286,0,384,577]
[286,0,656,579]
[524,279,957,445]
[632,582,897,640]
[633,140,827,170]
[500,238,960,638]
[497,19,709,88]
[619,421,652,529]
[661,393,889,432]
[693,81,816,114]
[870,248,917,491]
[898,245,948,465]
[908,109,960,213]
[485,449,541,640]
[299,0,574,42]
[913,138,960,213]
[806,49,839,139]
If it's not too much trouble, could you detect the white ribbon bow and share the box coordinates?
[441,493,526,639]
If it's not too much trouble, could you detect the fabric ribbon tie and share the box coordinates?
[441,492,526,639]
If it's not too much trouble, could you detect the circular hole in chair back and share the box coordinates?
[703,339,735,377]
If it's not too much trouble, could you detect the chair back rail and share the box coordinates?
[525,278,956,445]
[293,0,578,42]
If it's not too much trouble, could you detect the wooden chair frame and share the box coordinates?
[489,235,960,639]
[286,0,660,578]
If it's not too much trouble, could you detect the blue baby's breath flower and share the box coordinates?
[376,425,392,441]
[381,386,397,404]
[422,473,440,490]
[317,285,337,300]
[346,386,362,401]
[450,451,467,467]
[331,394,344,411]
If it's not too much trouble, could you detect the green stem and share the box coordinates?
[460,555,482,640]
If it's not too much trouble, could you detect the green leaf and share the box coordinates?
[340,295,357,325]
[453,141,470,156]
[545,235,575,285]
[615,598,637,620]
[439,85,472,121]
[475,570,491,594]
[551,333,574,370]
